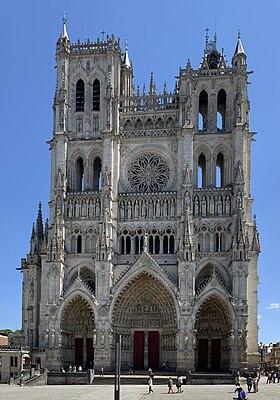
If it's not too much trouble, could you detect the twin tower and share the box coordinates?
[20,20,260,373]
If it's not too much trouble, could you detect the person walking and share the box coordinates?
[168,377,174,394]
[253,376,259,393]
[246,375,253,392]
[148,376,154,394]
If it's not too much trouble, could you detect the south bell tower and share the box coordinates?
[20,20,259,373]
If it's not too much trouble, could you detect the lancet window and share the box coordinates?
[217,89,226,131]
[76,79,85,112]
[198,153,206,188]
[92,79,100,111]
[75,157,85,192]
[92,157,102,190]
[198,90,208,131]
[216,152,224,188]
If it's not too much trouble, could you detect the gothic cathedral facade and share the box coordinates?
[20,21,260,373]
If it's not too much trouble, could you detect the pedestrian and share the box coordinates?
[235,373,241,391]
[253,376,259,393]
[236,386,247,400]
[168,377,174,394]
[246,375,253,392]
[148,376,154,394]
[176,376,183,393]
[100,366,104,377]
[266,372,272,384]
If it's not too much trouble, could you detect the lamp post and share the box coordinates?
[114,334,121,400]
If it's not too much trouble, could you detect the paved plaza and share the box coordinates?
[0,377,279,400]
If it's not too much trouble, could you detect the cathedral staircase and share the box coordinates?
[92,370,235,385]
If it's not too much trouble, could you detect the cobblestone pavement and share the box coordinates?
[0,377,279,400]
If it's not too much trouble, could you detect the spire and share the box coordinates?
[60,13,69,40]
[251,214,260,252]
[234,30,245,56]
[123,38,131,69]
[149,72,156,95]
[186,58,192,75]
[36,202,44,239]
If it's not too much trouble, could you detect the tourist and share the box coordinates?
[148,376,154,394]
[176,376,183,393]
[168,377,174,394]
[266,372,272,383]
[235,373,241,391]
[253,376,259,393]
[246,375,253,392]
[100,366,104,377]
[236,386,247,400]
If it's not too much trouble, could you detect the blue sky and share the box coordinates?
[0,0,279,344]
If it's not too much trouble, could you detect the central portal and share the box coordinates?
[133,331,159,370]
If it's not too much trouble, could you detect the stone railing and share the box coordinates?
[120,93,179,112]
[70,37,121,55]
[118,192,177,221]
[120,128,177,138]
[65,192,101,219]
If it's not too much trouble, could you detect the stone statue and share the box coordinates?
[217,195,223,214]
[120,200,125,219]
[127,200,132,219]
[170,199,175,218]
[134,199,139,219]
[163,198,168,217]
[201,196,207,216]
[209,194,215,215]
[156,199,161,218]
[225,195,231,215]
[194,196,199,215]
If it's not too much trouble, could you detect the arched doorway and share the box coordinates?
[60,295,95,369]
[195,295,232,371]
[112,272,177,370]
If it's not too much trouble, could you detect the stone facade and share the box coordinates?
[19,21,260,373]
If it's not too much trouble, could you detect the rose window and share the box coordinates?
[128,153,170,192]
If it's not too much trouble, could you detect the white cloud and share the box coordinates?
[266,303,280,310]
[258,314,261,320]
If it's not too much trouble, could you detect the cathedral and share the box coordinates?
[19,19,260,373]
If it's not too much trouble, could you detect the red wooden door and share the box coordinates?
[198,339,208,370]
[148,331,159,369]
[75,338,83,367]
[211,339,221,370]
[134,331,144,369]
[87,338,94,368]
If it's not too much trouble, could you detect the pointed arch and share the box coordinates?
[110,268,178,369]
[194,294,234,371]
[59,293,97,369]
